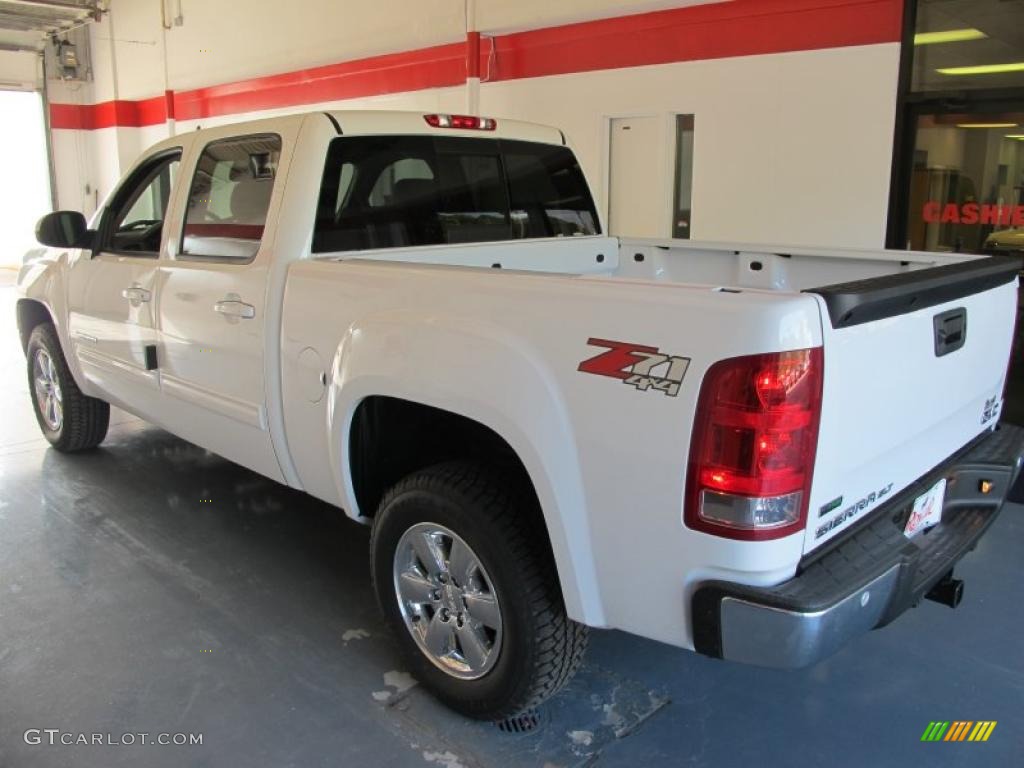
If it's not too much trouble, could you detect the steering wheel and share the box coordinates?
[112,218,164,252]
[119,218,163,233]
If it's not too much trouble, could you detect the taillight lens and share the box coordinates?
[685,347,823,540]
[423,114,497,130]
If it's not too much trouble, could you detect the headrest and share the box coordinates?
[230,179,273,223]
[391,178,436,207]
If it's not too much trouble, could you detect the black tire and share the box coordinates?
[26,323,109,452]
[370,461,588,719]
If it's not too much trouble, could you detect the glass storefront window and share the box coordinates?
[897,1,1024,426]
[912,0,1024,94]
[906,112,1024,254]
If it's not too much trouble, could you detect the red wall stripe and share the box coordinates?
[486,0,903,81]
[50,97,165,129]
[49,42,465,129]
[467,31,482,79]
[172,42,466,121]
[49,0,903,130]
[135,95,169,125]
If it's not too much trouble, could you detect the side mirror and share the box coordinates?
[35,211,93,249]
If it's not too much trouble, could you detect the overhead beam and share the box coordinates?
[0,40,40,51]
[0,13,54,30]
[0,9,83,26]
[1,0,99,12]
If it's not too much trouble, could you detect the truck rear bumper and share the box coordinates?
[691,422,1024,668]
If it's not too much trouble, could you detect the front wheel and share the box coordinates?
[26,323,109,452]
[370,461,588,719]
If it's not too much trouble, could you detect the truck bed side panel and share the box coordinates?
[280,255,823,644]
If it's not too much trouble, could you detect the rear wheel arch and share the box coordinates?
[346,395,586,620]
[348,396,534,516]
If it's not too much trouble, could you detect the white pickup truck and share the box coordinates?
[17,111,1024,719]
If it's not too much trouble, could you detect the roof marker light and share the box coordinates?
[424,114,497,130]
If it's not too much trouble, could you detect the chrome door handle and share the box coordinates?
[121,286,151,303]
[213,299,256,319]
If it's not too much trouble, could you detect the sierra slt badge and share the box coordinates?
[815,482,893,539]
[578,338,690,397]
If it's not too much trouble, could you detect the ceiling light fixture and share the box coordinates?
[937,62,1024,76]
[914,28,987,46]
[955,123,1018,129]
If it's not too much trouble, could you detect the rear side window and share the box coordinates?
[312,136,599,253]
[181,134,281,261]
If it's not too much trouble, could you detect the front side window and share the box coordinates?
[312,135,599,253]
[106,153,180,254]
[181,135,281,260]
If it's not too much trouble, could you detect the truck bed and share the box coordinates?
[307,236,1021,561]
[316,234,1000,295]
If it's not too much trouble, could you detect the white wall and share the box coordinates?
[916,126,966,170]
[97,0,732,97]
[476,0,727,33]
[0,50,40,90]
[101,0,466,99]
[479,43,900,247]
[47,0,902,250]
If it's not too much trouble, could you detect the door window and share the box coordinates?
[672,115,695,239]
[106,153,180,255]
[181,135,282,261]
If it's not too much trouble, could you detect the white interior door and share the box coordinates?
[608,116,666,238]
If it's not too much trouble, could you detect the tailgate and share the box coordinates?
[803,255,1021,553]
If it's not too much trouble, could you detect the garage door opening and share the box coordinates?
[0,90,51,269]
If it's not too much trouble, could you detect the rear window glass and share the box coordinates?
[312,135,600,253]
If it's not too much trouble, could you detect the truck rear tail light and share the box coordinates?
[685,347,823,540]
[423,114,497,130]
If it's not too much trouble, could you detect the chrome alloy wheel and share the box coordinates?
[33,348,63,431]
[393,522,503,680]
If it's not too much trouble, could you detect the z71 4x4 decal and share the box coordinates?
[578,338,690,397]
